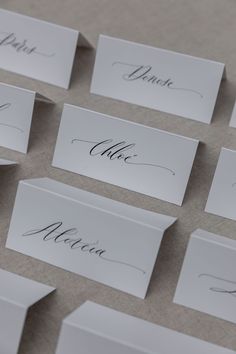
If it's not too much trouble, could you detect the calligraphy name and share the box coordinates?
[71,138,175,175]
[22,221,146,274]
[112,61,203,98]
[0,31,55,57]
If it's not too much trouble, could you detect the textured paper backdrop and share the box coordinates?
[0,1,235,353]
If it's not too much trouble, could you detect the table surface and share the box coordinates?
[0,0,236,353]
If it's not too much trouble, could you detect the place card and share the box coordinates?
[0,9,91,89]
[6,177,176,298]
[91,35,225,123]
[174,229,236,324]
[0,82,52,153]
[56,301,235,354]
[229,100,236,127]
[0,268,54,354]
[0,158,17,165]
[205,148,236,220]
[52,104,199,205]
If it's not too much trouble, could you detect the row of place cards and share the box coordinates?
[2,99,236,214]
[0,9,226,123]
[1,268,235,354]
[0,84,234,158]
[2,95,236,216]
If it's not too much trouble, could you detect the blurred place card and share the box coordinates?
[229,101,236,127]
[0,158,17,165]
[0,9,91,89]
[55,301,235,354]
[91,35,225,123]
[6,177,176,298]
[0,82,52,153]
[205,148,236,220]
[0,268,55,354]
[174,229,236,324]
[52,104,199,205]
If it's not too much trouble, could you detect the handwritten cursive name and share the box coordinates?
[22,221,146,274]
[0,31,55,57]
[112,61,203,98]
[199,273,236,298]
[71,138,176,175]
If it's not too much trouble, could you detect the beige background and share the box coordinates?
[0,0,236,353]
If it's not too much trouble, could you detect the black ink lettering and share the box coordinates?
[71,138,175,175]
[0,31,55,58]
[22,222,146,274]
[112,61,203,98]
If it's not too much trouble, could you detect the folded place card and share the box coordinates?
[91,35,225,123]
[0,158,17,165]
[52,104,199,205]
[0,268,55,354]
[0,82,52,153]
[229,100,236,127]
[55,301,235,354]
[0,9,91,88]
[6,177,176,298]
[174,229,236,324]
[205,147,236,220]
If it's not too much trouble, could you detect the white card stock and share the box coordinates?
[229,101,236,127]
[174,229,236,324]
[56,301,235,354]
[205,148,236,220]
[0,9,91,88]
[0,158,17,165]
[0,82,52,153]
[0,268,54,354]
[6,177,176,298]
[91,35,225,123]
[52,104,199,205]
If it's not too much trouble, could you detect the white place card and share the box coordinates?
[56,301,235,354]
[0,268,55,354]
[0,9,91,89]
[91,35,225,123]
[205,148,236,220]
[52,104,199,205]
[174,229,236,324]
[0,158,17,165]
[229,101,236,127]
[0,82,52,153]
[6,177,176,298]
